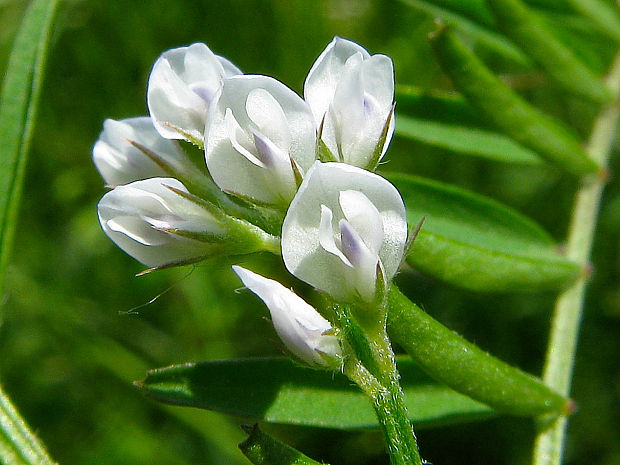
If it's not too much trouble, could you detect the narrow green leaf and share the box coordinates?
[398,0,531,67]
[0,2,59,464]
[485,0,612,103]
[239,425,325,465]
[385,173,581,292]
[138,358,494,430]
[396,114,542,165]
[0,385,56,465]
[0,0,60,296]
[430,25,600,176]
[565,0,620,42]
[396,85,484,126]
[387,285,573,417]
[404,0,495,26]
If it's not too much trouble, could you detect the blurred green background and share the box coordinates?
[0,0,619,464]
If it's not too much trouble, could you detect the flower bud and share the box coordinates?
[304,37,394,170]
[147,43,241,144]
[93,117,186,186]
[205,75,316,208]
[98,178,245,268]
[232,266,341,369]
[282,162,407,303]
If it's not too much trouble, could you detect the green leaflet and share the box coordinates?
[396,85,484,126]
[565,0,620,42]
[385,173,580,292]
[387,286,572,417]
[239,425,325,465]
[485,0,612,103]
[395,86,541,164]
[398,0,531,67]
[0,1,59,464]
[0,0,59,297]
[395,114,542,165]
[429,26,600,176]
[138,358,494,430]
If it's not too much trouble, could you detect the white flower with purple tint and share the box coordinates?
[92,117,186,186]
[233,266,341,369]
[98,177,223,267]
[304,37,394,170]
[282,162,407,303]
[205,75,316,208]
[147,43,241,144]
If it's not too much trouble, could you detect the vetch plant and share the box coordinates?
[86,29,595,465]
[0,1,602,460]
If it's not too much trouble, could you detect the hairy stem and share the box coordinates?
[336,304,423,465]
[532,51,620,465]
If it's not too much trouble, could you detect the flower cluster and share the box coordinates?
[94,37,408,369]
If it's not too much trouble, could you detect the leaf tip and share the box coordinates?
[428,18,447,40]
[565,398,578,416]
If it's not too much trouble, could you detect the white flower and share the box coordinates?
[282,162,407,303]
[205,75,317,208]
[98,177,226,268]
[93,117,186,186]
[232,265,341,368]
[304,37,394,169]
[147,43,241,144]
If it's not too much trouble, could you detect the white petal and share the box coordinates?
[282,162,407,302]
[360,54,394,112]
[339,190,383,254]
[205,75,316,206]
[232,266,339,368]
[93,117,184,186]
[303,37,394,168]
[225,108,265,168]
[147,43,241,142]
[246,88,290,149]
[98,178,220,267]
[339,220,380,302]
[304,37,370,126]
[319,205,353,267]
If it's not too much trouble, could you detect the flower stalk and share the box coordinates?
[532,50,620,465]
[332,301,423,465]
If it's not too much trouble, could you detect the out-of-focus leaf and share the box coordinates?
[385,173,581,292]
[430,26,600,176]
[0,1,59,464]
[138,357,494,430]
[0,0,59,296]
[398,0,531,67]
[387,286,572,417]
[396,85,484,126]
[540,12,615,73]
[396,115,542,165]
[239,424,325,465]
[565,0,620,42]
[0,385,55,465]
[485,0,612,103]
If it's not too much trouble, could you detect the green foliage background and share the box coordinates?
[0,0,618,464]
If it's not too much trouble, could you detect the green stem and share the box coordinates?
[0,385,56,465]
[335,304,423,465]
[532,51,620,465]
